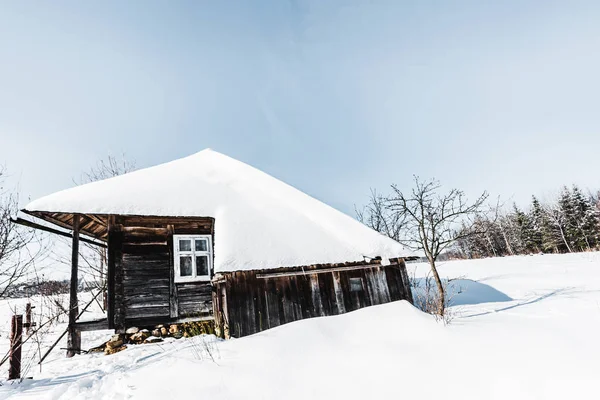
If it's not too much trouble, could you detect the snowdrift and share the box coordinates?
[1,253,599,399]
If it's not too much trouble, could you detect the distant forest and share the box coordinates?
[457,186,600,258]
[357,184,600,260]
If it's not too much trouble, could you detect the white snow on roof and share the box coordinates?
[25,149,415,271]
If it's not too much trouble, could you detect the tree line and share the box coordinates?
[456,186,600,259]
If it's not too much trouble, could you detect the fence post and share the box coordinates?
[24,303,36,335]
[9,315,23,380]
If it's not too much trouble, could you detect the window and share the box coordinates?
[173,235,212,283]
[349,277,363,292]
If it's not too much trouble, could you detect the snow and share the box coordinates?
[1,252,599,399]
[24,149,414,272]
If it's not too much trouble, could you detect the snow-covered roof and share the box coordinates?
[25,149,415,272]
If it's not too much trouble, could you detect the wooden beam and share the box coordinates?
[86,214,107,227]
[80,217,97,232]
[11,217,107,248]
[67,215,81,358]
[255,263,387,279]
[167,224,178,318]
[21,210,107,242]
[107,216,116,329]
[74,318,108,332]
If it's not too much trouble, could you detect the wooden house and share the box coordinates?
[18,149,414,355]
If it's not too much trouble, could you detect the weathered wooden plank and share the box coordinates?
[310,275,323,317]
[256,263,385,279]
[11,217,107,248]
[113,225,125,330]
[74,318,108,332]
[123,314,213,329]
[107,216,117,329]
[67,215,81,358]
[122,245,169,256]
[179,302,212,316]
[167,224,178,319]
[217,261,412,338]
[331,271,346,315]
[122,226,169,236]
[123,282,169,290]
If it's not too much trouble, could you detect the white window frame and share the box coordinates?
[173,234,213,283]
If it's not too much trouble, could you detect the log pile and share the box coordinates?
[89,320,215,355]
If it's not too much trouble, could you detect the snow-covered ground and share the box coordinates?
[1,252,599,399]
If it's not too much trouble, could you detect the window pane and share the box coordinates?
[349,277,363,292]
[196,255,209,276]
[195,239,208,252]
[180,256,193,276]
[179,239,192,252]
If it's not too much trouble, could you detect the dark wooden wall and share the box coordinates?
[107,215,215,330]
[214,260,413,338]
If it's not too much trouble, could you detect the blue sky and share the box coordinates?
[1,1,600,215]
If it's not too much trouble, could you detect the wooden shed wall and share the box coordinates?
[107,216,215,329]
[214,261,413,338]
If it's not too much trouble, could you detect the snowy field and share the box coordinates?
[0,252,599,399]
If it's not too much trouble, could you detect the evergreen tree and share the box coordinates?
[512,204,536,253]
[556,187,577,252]
[529,196,546,252]
[580,190,600,249]
[569,185,599,251]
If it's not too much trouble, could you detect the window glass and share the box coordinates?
[195,239,208,252]
[179,239,192,252]
[180,256,193,276]
[173,235,211,283]
[349,277,363,292]
[196,255,209,276]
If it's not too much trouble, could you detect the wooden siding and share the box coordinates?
[214,260,413,338]
[176,283,213,317]
[106,215,215,329]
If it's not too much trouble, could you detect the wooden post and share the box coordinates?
[24,303,35,335]
[167,224,178,318]
[9,315,23,380]
[107,215,115,329]
[67,214,81,358]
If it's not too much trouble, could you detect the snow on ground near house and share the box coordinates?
[24,149,414,271]
[1,252,599,399]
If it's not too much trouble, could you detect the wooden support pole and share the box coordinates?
[67,214,81,358]
[106,216,115,329]
[9,315,23,380]
[24,303,35,335]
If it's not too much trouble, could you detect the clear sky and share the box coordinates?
[1,0,600,215]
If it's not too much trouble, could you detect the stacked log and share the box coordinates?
[90,320,215,355]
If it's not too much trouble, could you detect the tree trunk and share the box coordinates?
[556,223,572,253]
[429,258,445,316]
[485,233,497,257]
[499,221,514,256]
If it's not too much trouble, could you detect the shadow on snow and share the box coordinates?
[412,278,513,308]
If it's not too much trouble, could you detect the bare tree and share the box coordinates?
[77,153,136,185]
[388,176,489,317]
[0,166,49,298]
[544,203,573,253]
[71,154,136,296]
[356,189,405,241]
